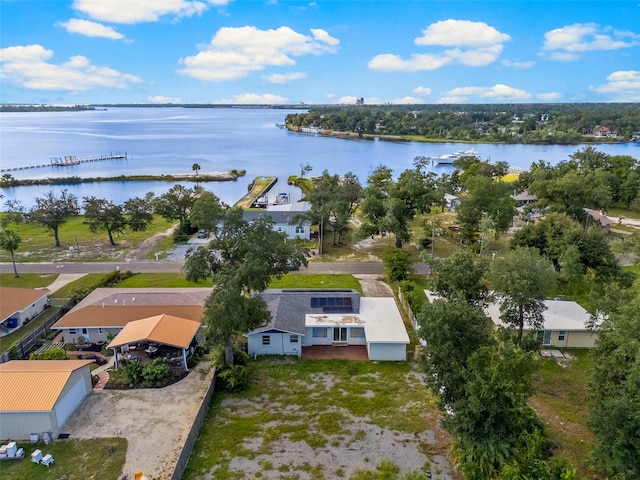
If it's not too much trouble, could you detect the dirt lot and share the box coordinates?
[62,360,215,480]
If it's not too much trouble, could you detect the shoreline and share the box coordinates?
[0,171,246,188]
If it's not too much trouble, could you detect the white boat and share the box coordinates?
[433,148,480,165]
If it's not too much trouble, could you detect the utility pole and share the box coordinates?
[431,219,435,257]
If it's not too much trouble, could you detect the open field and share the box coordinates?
[530,350,596,478]
[0,215,175,263]
[184,357,456,480]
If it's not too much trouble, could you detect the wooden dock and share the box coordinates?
[0,153,128,173]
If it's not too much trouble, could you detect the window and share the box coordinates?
[98,328,103,334]
[558,331,566,341]
[82,328,88,335]
[290,335,299,343]
[262,335,271,345]
[277,226,282,232]
[295,226,305,234]
[69,329,77,335]
[350,328,365,339]
[312,327,328,338]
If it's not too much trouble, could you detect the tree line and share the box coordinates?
[286,103,640,143]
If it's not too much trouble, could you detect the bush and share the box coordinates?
[381,247,412,282]
[142,358,171,386]
[30,348,67,360]
[218,364,250,392]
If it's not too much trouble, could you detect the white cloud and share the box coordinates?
[148,95,183,103]
[412,86,432,96]
[438,84,531,103]
[57,19,125,40]
[263,72,306,84]
[541,23,640,61]
[591,70,640,101]
[415,19,510,47]
[213,93,287,104]
[326,93,335,99]
[390,96,426,105]
[501,59,535,70]
[179,26,339,81]
[72,0,228,24]
[537,92,562,101]
[0,44,142,91]
[369,19,509,72]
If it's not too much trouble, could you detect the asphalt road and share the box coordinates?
[0,260,430,275]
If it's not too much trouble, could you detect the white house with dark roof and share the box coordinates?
[247,289,410,361]
[242,201,312,240]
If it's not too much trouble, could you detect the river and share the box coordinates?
[1,107,638,208]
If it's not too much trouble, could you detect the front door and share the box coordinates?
[333,327,347,342]
[542,330,552,346]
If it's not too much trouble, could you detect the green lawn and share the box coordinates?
[269,273,363,293]
[117,272,213,288]
[0,438,126,480]
[0,214,174,262]
[184,358,446,480]
[0,273,58,288]
[49,273,114,299]
[531,349,596,478]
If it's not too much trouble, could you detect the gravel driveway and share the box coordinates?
[61,360,215,479]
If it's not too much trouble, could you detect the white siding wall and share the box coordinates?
[12,295,49,327]
[367,343,407,361]
[248,332,303,357]
[274,222,311,240]
[61,327,121,344]
[0,411,57,441]
[303,327,332,346]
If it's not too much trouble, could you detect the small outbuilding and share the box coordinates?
[0,360,93,441]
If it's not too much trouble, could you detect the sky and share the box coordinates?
[1,0,639,105]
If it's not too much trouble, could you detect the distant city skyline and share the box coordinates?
[1,1,639,104]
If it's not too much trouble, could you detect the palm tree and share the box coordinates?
[0,229,22,278]
[192,163,201,176]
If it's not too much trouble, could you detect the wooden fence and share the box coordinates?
[0,299,76,363]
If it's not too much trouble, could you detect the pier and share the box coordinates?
[0,153,128,173]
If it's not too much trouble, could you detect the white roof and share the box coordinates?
[424,290,444,304]
[304,297,409,344]
[267,201,311,212]
[486,299,591,331]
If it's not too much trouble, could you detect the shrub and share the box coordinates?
[218,364,250,392]
[30,348,66,360]
[142,358,171,386]
[381,247,412,282]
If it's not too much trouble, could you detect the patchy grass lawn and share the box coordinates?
[0,438,126,480]
[269,273,363,293]
[184,358,455,480]
[49,273,114,299]
[530,349,596,478]
[0,215,174,263]
[116,272,213,288]
[0,273,58,288]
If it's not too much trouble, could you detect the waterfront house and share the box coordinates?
[243,201,312,240]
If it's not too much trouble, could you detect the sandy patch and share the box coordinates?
[61,360,215,479]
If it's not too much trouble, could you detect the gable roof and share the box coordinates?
[486,299,592,331]
[107,314,200,349]
[0,287,49,321]
[53,288,210,329]
[0,360,93,411]
[242,210,310,225]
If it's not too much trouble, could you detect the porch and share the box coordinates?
[301,345,368,361]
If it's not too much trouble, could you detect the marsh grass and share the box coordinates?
[184,358,441,479]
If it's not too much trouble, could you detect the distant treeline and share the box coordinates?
[0,104,96,112]
[285,103,640,144]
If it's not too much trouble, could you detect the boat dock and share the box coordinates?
[234,176,277,209]
[0,153,128,173]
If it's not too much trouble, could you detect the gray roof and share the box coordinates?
[242,210,310,225]
[250,289,361,335]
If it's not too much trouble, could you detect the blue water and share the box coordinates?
[1,107,638,208]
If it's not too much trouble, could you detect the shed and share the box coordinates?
[0,287,50,335]
[0,360,93,440]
